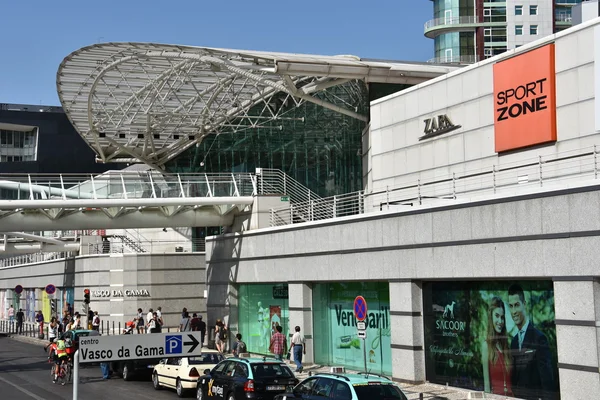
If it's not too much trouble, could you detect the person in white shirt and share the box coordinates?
[146,309,154,333]
[289,326,306,373]
[156,306,163,326]
[180,311,191,332]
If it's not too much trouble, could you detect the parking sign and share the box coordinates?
[165,335,183,354]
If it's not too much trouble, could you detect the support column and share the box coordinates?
[288,283,313,365]
[553,278,600,399]
[389,280,425,383]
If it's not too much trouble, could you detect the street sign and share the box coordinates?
[280,196,290,202]
[358,330,367,339]
[356,321,366,330]
[45,284,56,295]
[14,285,23,295]
[353,296,368,322]
[78,331,202,363]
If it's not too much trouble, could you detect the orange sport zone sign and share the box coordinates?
[493,44,557,153]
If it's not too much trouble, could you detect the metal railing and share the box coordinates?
[427,55,480,65]
[0,251,73,268]
[87,238,206,255]
[424,15,480,31]
[255,168,321,203]
[0,170,256,201]
[270,145,600,227]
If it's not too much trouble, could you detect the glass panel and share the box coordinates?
[238,284,289,355]
[313,282,391,375]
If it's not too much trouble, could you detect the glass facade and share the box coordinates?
[434,32,475,62]
[433,0,475,19]
[238,284,289,355]
[313,282,391,375]
[0,128,37,162]
[167,81,369,198]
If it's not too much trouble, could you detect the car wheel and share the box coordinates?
[152,372,161,390]
[122,363,132,381]
[176,378,185,397]
[227,393,235,400]
[196,385,203,400]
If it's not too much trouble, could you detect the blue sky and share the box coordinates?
[0,1,433,106]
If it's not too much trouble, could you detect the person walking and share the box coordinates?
[233,333,247,357]
[136,308,144,334]
[100,362,111,380]
[146,309,154,333]
[289,326,306,373]
[270,325,287,361]
[180,311,191,332]
[199,316,207,347]
[45,317,58,351]
[16,308,24,334]
[214,319,226,354]
[8,305,15,330]
[92,311,100,331]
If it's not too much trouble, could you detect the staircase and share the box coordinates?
[110,235,147,253]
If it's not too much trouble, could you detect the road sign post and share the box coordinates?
[353,296,368,373]
[73,332,203,398]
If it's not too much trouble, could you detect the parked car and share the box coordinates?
[112,357,164,381]
[273,372,408,400]
[152,350,224,397]
[196,357,298,400]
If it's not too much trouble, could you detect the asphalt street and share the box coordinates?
[0,335,188,399]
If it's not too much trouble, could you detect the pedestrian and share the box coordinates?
[92,311,100,331]
[180,311,191,332]
[16,308,24,334]
[88,308,94,329]
[66,302,73,316]
[148,312,162,333]
[35,311,45,339]
[289,326,306,373]
[8,304,14,329]
[45,317,58,350]
[181,307,187,318]
[214,319,225,354]
[270,325,287,361]
[233,333,247,357]
[198,316,207,347]
[100,362,110,380]
[146,309,154,333]
[156,307,164,326]
[190,313,200,331]
[136,308,144,334]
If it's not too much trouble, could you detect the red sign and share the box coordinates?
[354,296,368,322]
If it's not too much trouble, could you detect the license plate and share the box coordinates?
[147,365,154,368]
[266,385,285,391]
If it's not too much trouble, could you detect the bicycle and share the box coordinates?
[53,358,70,386]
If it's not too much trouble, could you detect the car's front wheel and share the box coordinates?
[122,363,133,381]
[176,378,185,398]
[196,385,203,400]
[227,393,235,400]
[152,372,161,390]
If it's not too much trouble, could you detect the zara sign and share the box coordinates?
[419,114,461,141]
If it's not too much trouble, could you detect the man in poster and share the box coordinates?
[508,284,555,400]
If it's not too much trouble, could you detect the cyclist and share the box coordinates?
[53,337,68,384]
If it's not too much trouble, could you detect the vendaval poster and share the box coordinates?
[423,281,559,400]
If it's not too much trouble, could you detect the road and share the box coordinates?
[0,335,188,399]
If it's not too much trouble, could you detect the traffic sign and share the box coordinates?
[45,284,56,295]
[358,330,367,339]
[356,321,366,330]
[78,332,202,363]
[354,296,368,322]
[14,285,23,295]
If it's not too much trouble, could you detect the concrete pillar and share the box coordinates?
[553,278,600,400]
[288,283,314,365]
[389,280,425,383]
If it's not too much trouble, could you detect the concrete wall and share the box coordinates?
[367,19,597,208]
[206,184,600,399]
[0,252,205,329]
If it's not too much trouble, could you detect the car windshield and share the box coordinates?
[75,331,99,339]
[353,383,408,400]
[251,363,294,379]
[188,354,224,364]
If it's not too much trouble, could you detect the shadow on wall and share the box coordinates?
[206,232,244,348]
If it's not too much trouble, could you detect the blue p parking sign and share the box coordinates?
[165,335,182,354]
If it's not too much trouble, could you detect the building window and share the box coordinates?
[515,5,523,16]
[515,25,523,35]
[484,48,493,58]
[530,5,538,15]
[484,28,491,36]
[483,8,491,17]
[0,129,38,162]
[530,25,538,35]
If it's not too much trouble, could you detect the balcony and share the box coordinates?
[427,55,480,65]
[555,14,573,25]
[424,15,483,38]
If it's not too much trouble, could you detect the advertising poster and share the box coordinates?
[314,282,391,375]
[269,305,282,336]
[423,281,559,400]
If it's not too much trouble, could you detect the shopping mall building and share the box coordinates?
[206,18,600,400]
[1,14,600,400]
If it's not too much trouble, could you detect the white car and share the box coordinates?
[152,351,225,397]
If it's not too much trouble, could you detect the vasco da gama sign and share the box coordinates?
[493,44,557,152]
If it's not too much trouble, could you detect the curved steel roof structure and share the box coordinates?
[57,43,457,168]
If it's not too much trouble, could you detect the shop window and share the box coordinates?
[530,5,538,15]
[312,282,391,376]
[237,284,289,355]
[515,5,523,15]
[530,25,538,35]
[515,25,523,35]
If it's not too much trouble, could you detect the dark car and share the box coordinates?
[196,357,298,400]
[273,372,408,400]
[112,357,164,381]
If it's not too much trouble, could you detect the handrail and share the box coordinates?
[425,15,480,30]
[270,145,600,227]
